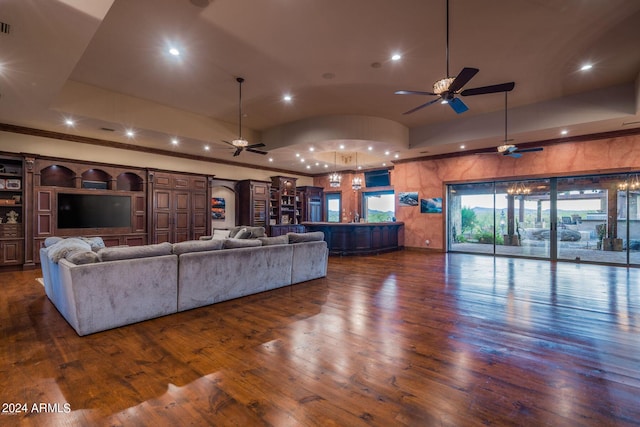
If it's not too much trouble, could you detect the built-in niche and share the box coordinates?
[81,169,111,189]
[40,165,75,187]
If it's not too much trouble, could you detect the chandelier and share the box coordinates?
[618,173,640,191]
[507,182,530,195]
[352,153,362,190]
[329,152,342,188]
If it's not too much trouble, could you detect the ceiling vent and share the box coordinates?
[0,22,10,34]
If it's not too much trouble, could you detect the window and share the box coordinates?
[326,192,341,222]
[363,190,395,222]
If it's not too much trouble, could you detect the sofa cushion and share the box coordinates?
[287,231,325,244]
[98,242,173,262]
[223,238,262,249]
[48,238,93,262]
[65,250,100,265]
[173,238,224,255]
[258,235,289,246]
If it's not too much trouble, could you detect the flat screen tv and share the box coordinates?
[57,193,131,229]
[364,169,390,187]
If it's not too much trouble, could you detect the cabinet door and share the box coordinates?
[191,191,208,240]
[173,191,190,243]
[153,190,172,243]
[1,240,23,265]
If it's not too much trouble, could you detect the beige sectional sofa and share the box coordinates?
[40,231,328,336]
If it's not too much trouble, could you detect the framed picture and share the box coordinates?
[421,197,442,213]
[211,197,226,220]
[6,179,20,189]
[398,192,418,207]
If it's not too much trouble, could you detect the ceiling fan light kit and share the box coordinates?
[395,0,514,116]
[222,77,268,157]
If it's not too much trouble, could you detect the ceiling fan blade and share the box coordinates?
[516,147,544,153]
[246,148,268,155]
[246,143,265,149]
[448,97,469,114]
[448,67,479,93]
[233,148,242,157]
[505,152,522,158]
[402,97,442,115]
[461,82,515,97]
[395,90,437,96]
[222,140,235,146]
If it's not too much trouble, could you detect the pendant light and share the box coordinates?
[351,152,362,190]
[329,152,342,187]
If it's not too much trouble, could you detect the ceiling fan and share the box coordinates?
[223,77,268,157]
[395,0,515,115]
[496,91,543,158]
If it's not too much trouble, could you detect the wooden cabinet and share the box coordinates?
[0,155,24,267]
[150,172,209,243]
[33,158,148,263]
[236,180,270,228]
[270,176,298,225]
[297,186,323,222]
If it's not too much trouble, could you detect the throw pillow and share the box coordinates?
[287,231,325,244]
[222,238,262,249]
[44,236,64,248]
[172,238,224,255]
[98,242,173,262]
[213,229,231,239]
[65,250,100,265]
[258,235,289,246]
[48,238,93,262]
[79,236,106,251]
[235,228,252,239]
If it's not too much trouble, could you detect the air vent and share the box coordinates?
[0,22,10,34]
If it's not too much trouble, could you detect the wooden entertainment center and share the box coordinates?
[0,153,215,268]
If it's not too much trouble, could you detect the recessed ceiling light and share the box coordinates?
[309,147,315,152]
[315,162,319,166]
[368,146,373,151]
[460,145,465,149]
[384,150,390,155]
[295,153,300,157]
[306,165,311,169]
[382,162,387,166]
[169,47,180,56]
[339,144,345,149]
[204,145,210,151]
[580,64,593,71]
[283,94,292,102]
[394,153,400,158]
[358,166,362,170]
[561,129,568,135]
[64,118,75,126]
[125,129,135,138]
[300,158,305,163]
[391,53,402,61]
[324,164,329,168]
[171,138,179,145]
[268,157,274,162]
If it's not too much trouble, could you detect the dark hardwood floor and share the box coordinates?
[1,252,639,426]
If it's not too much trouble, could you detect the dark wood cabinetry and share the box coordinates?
[236,180,270,228]
[297,186,323,222]
[0,155,24,267]
[150,172,209,243]
[270,176,298,225]
[33,158,148,263]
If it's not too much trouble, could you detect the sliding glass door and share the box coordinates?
[448,172,640,266]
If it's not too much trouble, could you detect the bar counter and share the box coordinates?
[302,222,404,256]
